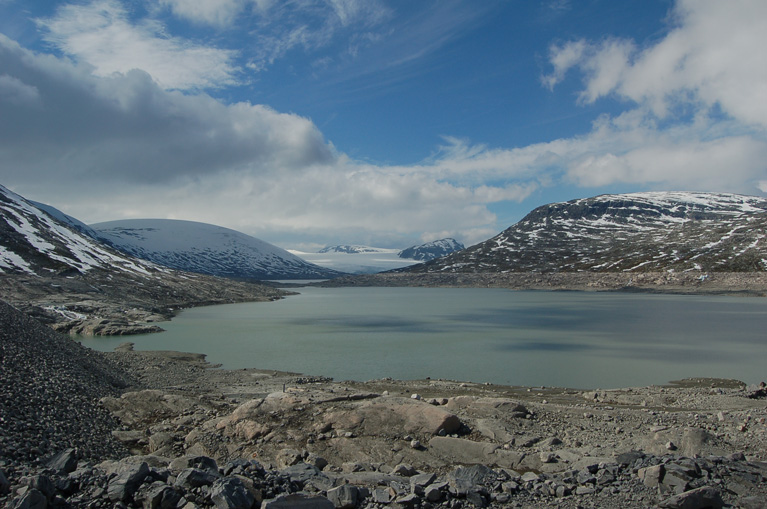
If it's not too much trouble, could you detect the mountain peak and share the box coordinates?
[398,238,464,261]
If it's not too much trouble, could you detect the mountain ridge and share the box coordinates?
[93,219,343,280]
[403,191,767,274]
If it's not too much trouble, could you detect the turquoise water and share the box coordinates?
[79,287,767,389]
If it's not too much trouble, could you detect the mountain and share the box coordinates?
[404,192,767,273]
[398,238,465,261]
[0,185,162,278]
[0,184,286,334]
[93,219,343,281]
[318,245,397,254]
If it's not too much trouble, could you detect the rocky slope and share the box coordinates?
[94,219,343,280]
[398,238,465,261]
[405,192,767,274]
[0,185,287,334]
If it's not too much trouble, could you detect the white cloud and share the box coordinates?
[545,0,767,129]
[158,0,245,28]
[37,0,240,90]
[0,33,333,185]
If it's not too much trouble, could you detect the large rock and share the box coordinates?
[210,477,256,509]
[326,399,462,437]
[261,493,335,508]
[101,390,202,427]
[107,461,150,502]
[657,486,724,509]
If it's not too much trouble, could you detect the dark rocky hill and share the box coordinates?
[398,238,464,261]
[403,192,767,273]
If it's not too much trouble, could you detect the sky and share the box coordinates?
[1,0,766,251]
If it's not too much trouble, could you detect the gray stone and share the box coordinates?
[391,463,417,476]
[327,485,360,509]
[657,486,724,509]
[281,462,333,491]
[410,472,436,489]
[23,475,55,499]
[520,471,540,483]
[170,456,220,475]
[136,481,183,509]
[371,487,393,504]
[210,478,256,509]
[174,468,220,489]
[425,485,443,502]
[261,493,335,508]
[46,448,78,474]
[0,469,9,495]
[637,464,664,488]
[108,461,150,502]
[7,488,48,509]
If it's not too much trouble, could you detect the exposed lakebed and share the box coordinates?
[80,287,767,389]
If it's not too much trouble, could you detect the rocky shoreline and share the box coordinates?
[2,296,766,508]
[316,271,767,297]
[0,271,289,336]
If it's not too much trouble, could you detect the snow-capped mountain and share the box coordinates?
[398,238,465,261]
[93,219,343,280]
[0,184,162,277]
[318,245,396,254]
[405,192,767,273]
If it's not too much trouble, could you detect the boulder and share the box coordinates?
[174,468,221,489]
[46,448,79,474]
[261,493,334,508]
[6,488,47,509]
[657,486,724,509]
[210,477,256,509]
[328,399,462,436]
[107,461,150,502]
[428,437,498,464]
[327,484,361,509]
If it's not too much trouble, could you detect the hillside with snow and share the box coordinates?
[0,185,285,333]
[93,220,343,281]
[404,192,767,273]
[0,184,162,277]
[398,238,464,261]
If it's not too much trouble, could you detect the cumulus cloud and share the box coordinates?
[541,0,767,193]
[0,34,333,185]
[544,0,767,128]
[37,0,240,90]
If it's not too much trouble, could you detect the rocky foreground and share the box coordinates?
[2,300,767,508]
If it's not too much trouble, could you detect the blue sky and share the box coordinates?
[1,0,765,250]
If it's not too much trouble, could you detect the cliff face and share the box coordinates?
[405,192,767,273]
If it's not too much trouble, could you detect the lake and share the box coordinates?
[79,287,767,389]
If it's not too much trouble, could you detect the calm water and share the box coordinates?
[80,287,767,389]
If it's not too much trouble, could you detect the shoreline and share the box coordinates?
[314,271,767,297]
